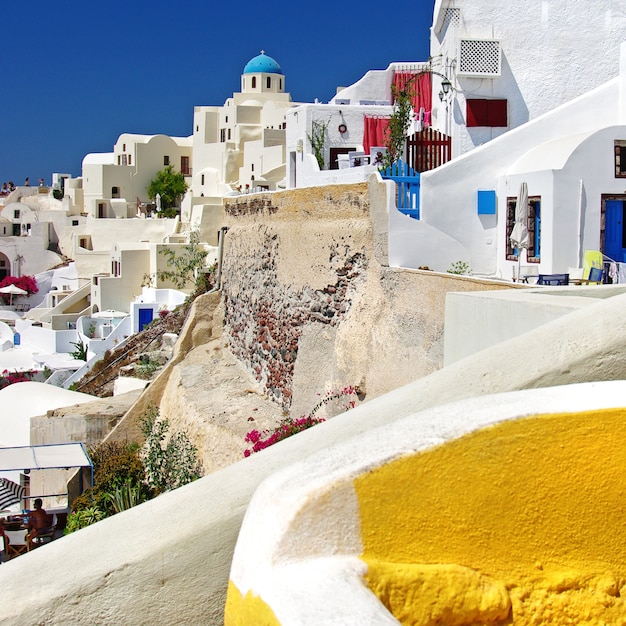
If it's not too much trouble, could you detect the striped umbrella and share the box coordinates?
[0,478,25,510]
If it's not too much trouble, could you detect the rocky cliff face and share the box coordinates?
[219,182,515,418]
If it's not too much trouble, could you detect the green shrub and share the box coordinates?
[65,506,105,534]
[141,406,200,493]
[72,441,152,515]
[104,481,150,514]
[447,261,471,275]
[69,340,87,361]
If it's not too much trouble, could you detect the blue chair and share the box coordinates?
[537,273,569,286]
[586,267,603,284]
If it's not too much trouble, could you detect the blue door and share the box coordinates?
[604,200,626,262]
[138,308,153,331]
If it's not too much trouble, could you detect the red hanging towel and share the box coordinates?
[363,116,390,155]
[392,72,432,122]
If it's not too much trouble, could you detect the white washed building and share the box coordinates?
[81,134,192,219]
[430,0,626,158]
[185,52,299,243]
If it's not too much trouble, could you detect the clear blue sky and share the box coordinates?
[1,0,433,186]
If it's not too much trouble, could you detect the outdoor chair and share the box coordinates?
[349,152,367,167]
[537,273,569,286]
[336,155,350,170]
[585,267,604,284]
[28,514,57,548]
[568,267,585,284]
[515,265,539,283]
[5,529,28,559]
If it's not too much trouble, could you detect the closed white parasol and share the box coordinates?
[510,182,530,280]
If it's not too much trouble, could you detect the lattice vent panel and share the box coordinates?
[458,39,501,76]
[443,8,460,28]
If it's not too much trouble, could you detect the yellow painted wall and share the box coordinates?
[356,409,626,624]
[225,581,279,626]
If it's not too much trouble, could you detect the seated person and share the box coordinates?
[26,499,54,548]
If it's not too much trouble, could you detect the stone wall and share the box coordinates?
[221,181,519,416]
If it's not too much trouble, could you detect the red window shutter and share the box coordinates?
[466,99,508,127]
[466,99,487,126]
[487,99,507,127]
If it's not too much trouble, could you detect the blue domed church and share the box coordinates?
[241,51,285,95]
[189,51,299,215]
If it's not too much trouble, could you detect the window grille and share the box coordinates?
[436,7,460,35]
[443,8,460,28]
[458,39,501,77]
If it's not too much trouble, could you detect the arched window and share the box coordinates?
[252,76,257,88]
[266,76,271,89]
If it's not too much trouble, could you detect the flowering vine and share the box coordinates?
[244,386,360,457]
[0,369,34,389]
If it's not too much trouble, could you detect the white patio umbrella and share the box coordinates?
[510,182,530,281]
[0,284,27,305]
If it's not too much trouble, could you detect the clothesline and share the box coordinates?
[602,252,619,264]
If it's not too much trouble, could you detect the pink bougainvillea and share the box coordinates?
[0,275,38,305]
[243,386,360,457]
[0,275,38,294]
[244,415,326,457]
[0,369,34,390]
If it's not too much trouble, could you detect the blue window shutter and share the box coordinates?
[477,189,496,214]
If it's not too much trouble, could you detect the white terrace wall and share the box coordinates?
[443,284,626,365]
[6,293,626,625]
